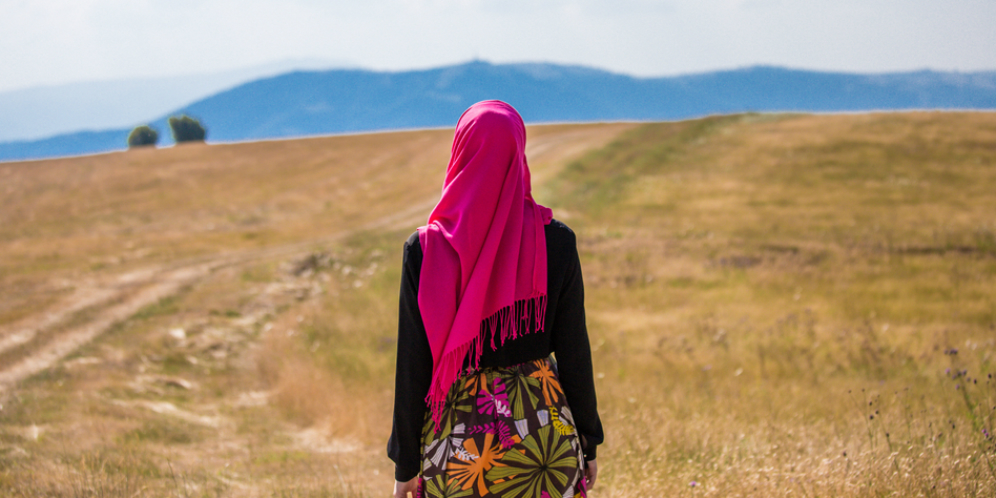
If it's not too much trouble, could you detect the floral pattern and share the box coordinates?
[485,425,578,498]
[419,358,585,498]
[422,473,473,498]
[529,359,562,406]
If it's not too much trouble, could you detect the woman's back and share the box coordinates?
[389,220,603,494]
[388,101,602,498]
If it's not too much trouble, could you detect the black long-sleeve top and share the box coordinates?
[387,219,604,481]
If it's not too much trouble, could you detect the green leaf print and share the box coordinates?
[423,474,472,498]
[508,374,541,420]
[424,383,477,446]
[485,425,577,498]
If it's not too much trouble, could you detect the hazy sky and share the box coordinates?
[2,0,995,93]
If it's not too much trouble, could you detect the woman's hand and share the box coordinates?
[585,459,598,490]
[393,477,419,498]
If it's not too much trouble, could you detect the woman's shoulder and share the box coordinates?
[403,231,423,265]
[545,219,578,252]
[405,230,420,249]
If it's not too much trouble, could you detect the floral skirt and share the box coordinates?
[418,357,587,498]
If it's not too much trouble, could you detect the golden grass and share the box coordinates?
[1,113,994,496]
[545,112,996,496]
[0,123,633,496]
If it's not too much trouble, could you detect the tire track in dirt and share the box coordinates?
[0,287,118,357]
[0,263,219,393]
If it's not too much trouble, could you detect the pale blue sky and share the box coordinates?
[2,0,995,92]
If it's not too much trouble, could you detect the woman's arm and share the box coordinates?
[387,233,433,481]
[550,227,604,462]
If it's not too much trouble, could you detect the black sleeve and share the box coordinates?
[550,229,604,461]
[386,232,433,481]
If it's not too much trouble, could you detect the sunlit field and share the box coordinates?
[1,113,994,497]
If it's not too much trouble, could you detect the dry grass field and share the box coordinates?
[1,112,994,497]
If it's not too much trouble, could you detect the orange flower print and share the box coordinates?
[448,432,507,496]
[529,359,562,406]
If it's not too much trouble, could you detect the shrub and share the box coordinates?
[168,115,207,143]
[127,125,159,148]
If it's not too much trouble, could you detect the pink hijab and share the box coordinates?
[418,101,553,424]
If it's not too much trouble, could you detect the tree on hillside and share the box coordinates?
[127,125,159,148]
[168,115,207,143]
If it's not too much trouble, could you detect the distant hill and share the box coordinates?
[3,61,995,162]
[0,59,352,143]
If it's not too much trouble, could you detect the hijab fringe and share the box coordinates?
[426,293,547,426]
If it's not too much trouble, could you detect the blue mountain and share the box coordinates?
[3,61,995,162]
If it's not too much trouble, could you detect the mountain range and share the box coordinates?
[2,61,995,162]
[0,59,351,143]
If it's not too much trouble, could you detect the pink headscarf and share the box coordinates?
[418,101,553,424]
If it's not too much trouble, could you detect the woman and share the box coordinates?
[388,101,603,498]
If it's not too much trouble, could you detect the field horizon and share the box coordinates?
[5,60,996,163]
[1,112,994,496]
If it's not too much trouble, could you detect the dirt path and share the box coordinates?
[0,262,220,393]
[0,198,437,396]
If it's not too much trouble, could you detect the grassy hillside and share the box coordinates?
[0,122,635,495]
[547,112,996,495]
[1,113,994,496]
